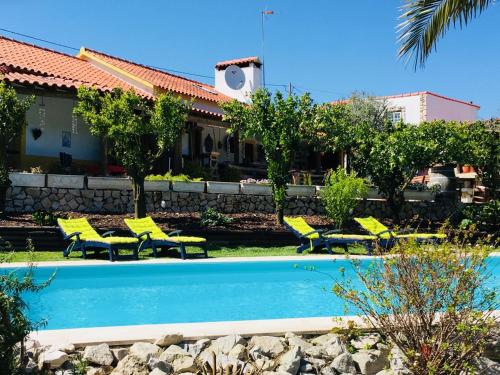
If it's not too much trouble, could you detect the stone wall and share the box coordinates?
[5,185,460,221]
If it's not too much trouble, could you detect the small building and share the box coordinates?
[0,36,264,176]
[383,91,479,124]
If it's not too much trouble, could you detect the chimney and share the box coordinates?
[214,57,262,103]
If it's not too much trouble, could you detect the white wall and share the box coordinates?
[385,95,422,125]
[424,93,478,122]
[24,94,100,161]
[198,123,234,163]
[215,63,262,103]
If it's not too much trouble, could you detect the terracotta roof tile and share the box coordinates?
[81,48,233,104]
[0,36,148,95]
[215,56,261,70]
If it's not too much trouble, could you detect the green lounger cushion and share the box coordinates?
[57,218,138,244]
[124,217,206,243]
[354,216,445,239]
[284,217,376,241]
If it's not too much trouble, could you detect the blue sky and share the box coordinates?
[2,0,499,118]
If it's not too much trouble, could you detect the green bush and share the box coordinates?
[182,160,212,181]
[32,210,63,226]
[200,208,234,227]
[0,241,53,373]
[333,240,498,375]
[459,200,499,230]
[320,168,368,228]
[145,172,202,182]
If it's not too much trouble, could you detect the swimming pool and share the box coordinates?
[3,257,499,330]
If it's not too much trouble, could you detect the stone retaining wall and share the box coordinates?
[5,185,461,221]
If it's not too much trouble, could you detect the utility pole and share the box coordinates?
[261,10,274,88]
[288,82,293,97]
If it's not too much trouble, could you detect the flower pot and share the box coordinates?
[240,183,272,196]
[47,174,85,189]
[171,181,205,193]
[144,180,171,192]
[206,181,240,194]
[87,177,132,190]
[8,172,46,187]
[462,165,472,173]
[286,184,316,197]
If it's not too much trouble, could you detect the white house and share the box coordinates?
[383,91,479,124]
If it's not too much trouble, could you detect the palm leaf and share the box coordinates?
[397,0,494,68]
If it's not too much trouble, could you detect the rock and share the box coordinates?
[351,334,381,351]
[310,334,339,346]
[475,357,500,375]
[304,346,324,358]
[249,346,271,361]
[48,341,76,354]
[24,357,38,374]
[130,342,162,363]
[323,336,345,358]
[172,355,197,373]
[249,336,285,357]
[389,346,409,373]
[159,345,190,362]
[148,357,172,373]
[86,368,106,375]
[112,348,129,362]
[84,344,114,366]
[111,355,149,375]
[352,349,388,375]
[228,343,247,360]
[149,368,168,375]
[154,333,183,347]
[276,346,302,375]
[209,334,247,355]
[184,339,211,358]
[331,353,357,374]
[299,361,313,373]
[38,350,69,369]
[287,336,313,350]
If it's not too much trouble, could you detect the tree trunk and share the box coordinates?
[101,137,109,176]
[132,175,146,218]
[276,205,284,225]
[388,191,404,223]
[0,145,10,214]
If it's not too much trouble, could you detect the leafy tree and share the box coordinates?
[74,87,190,218]
[398,0,495,68]
[222,89,314,223]
[320,167,369,228]
[0,242,53,374]
[0,82,34,213]
[333,240,498,374]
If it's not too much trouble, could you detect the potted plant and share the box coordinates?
[206,181,240,194]
[240,178,272,196]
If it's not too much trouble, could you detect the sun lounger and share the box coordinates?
[57,217,139,261]
[124,216,207,260]
[284,216,377,255]
[354,216,446,247]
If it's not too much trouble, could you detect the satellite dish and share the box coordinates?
[225,65,245,90]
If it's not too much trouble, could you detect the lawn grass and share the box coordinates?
[1,243,368,263]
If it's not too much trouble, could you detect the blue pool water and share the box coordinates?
[2,257,499,330]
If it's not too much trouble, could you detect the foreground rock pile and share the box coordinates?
[27,332,500,375]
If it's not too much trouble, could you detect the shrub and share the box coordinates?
[200,208,234,227]
[32,210,63,226]
[146,172,202,182]
[333,240,498,375]
[0,241,53,373]
[320,168,368,228]
[459,200,499,231]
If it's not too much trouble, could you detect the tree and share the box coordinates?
[333,241,498,374]
[222,89,314,224]
[0,82,34,213]
[74,87,190,218]
[398,0,495,68]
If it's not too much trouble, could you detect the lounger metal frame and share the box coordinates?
[133,230,207,260]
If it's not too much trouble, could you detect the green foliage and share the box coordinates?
[200,208,234,227]
[222,89,314,223]
[32,210,63,226]
[74,87,190,218]
[333,240,498,374]
[0,82,34,212]
[459,200,499,231]
[146,172,202,182]
[320,168,368,228]
[182,160,212,181]
[0,242,53,374]
[72,356,89,375]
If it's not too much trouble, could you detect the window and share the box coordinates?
[388,110,403,123]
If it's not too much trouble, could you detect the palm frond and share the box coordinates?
[397,0,494,68]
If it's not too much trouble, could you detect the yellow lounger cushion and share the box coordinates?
[124,217,206,243]
[284,216,320,239]
[325,234,377,241]
[57,218,138,244]
[354,216,445,239]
